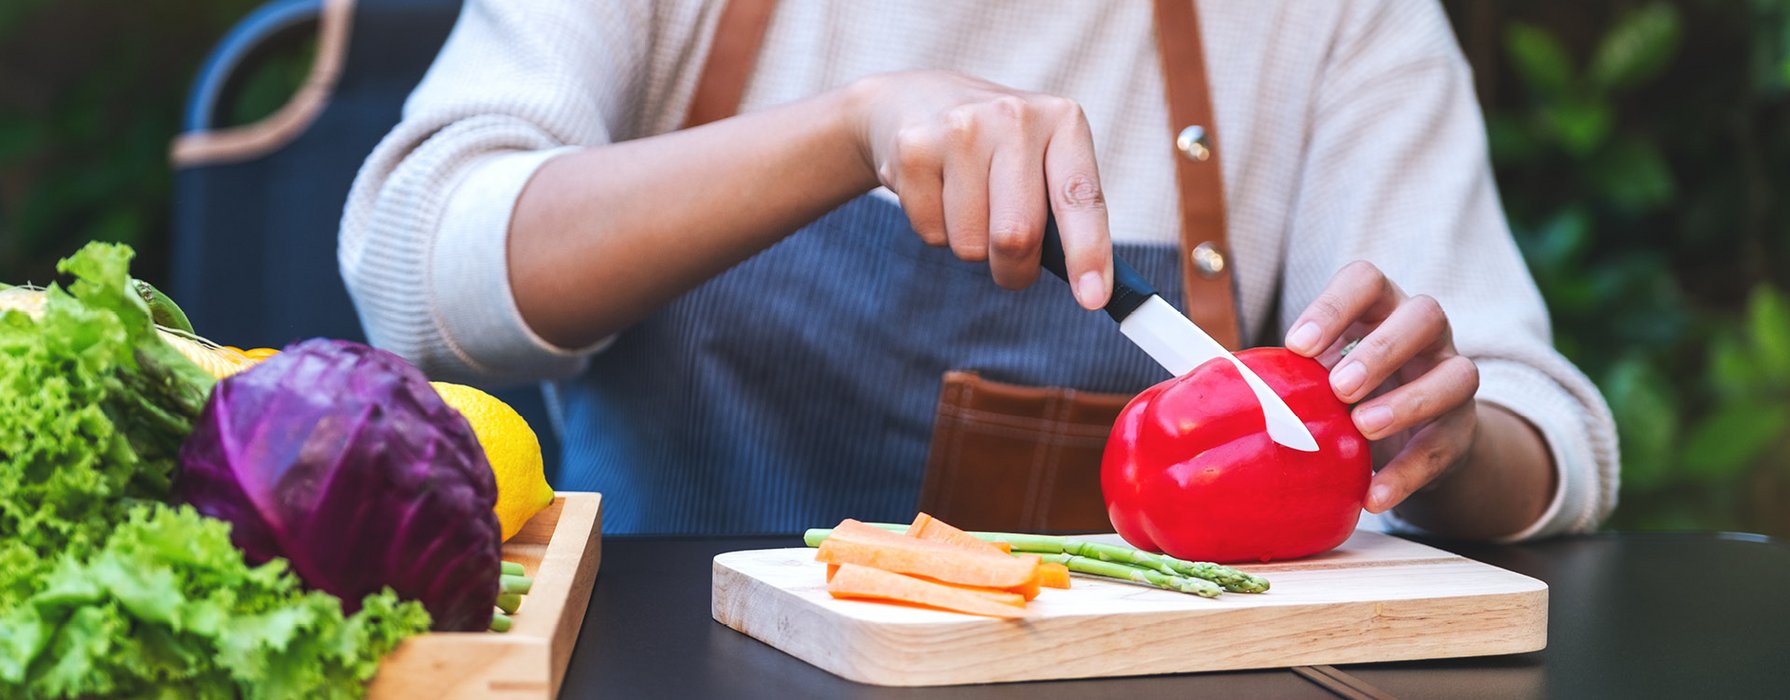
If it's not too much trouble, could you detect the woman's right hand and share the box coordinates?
[846,71,1114,310]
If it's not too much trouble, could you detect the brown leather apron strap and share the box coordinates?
[1153,0,1242,349]
[682,0,779,129]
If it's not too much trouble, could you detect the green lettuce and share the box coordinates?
[0,242,212,557]
[0,506,430,699]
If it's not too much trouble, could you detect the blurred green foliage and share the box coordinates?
[1453,0,1790,536]
[1,1,1787,536]
[0,0,277,289]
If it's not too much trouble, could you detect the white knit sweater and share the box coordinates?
[340,0,1619,540]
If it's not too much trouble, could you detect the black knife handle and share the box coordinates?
[1040,212,1157,322]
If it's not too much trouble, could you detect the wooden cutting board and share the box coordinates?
[712,530,1545,686]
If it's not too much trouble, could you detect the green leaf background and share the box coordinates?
[1459,0,1790,536]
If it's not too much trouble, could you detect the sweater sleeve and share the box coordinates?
[1278,0,1620,540]
[338,0,667,385]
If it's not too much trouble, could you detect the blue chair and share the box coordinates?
[172,0,563,474]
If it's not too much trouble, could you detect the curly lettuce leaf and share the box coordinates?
[0,506,431,699]
[0,242,212,556]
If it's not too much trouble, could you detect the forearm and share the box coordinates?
[1392,403,1556,540]
[509,87,878,348]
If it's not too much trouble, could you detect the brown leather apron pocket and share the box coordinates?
[917,370,1134,533]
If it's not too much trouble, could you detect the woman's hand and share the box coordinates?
[847,71,1113,309]
[1283,261,1481,514]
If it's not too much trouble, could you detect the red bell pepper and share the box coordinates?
[1101,347,1371,563]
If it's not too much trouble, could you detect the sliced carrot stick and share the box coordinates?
[820,519,1040,589]
[904,513,1034,597]
[919,577,1029,608]
[906,512,1011,554]
[826,563,839,581]
[1038,561,1071,589]
[1007,573,1042,601]
[827,564,1025,619]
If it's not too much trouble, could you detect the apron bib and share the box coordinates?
[554,0,1243,534]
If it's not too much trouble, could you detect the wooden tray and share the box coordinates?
[712,530,1545,686]
[368,492,602,699]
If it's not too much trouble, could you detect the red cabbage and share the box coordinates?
[176,338,502,632]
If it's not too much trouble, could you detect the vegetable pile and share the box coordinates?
[0,243,532,698]
[804,513,1269,618]
[1102,347,1372,563]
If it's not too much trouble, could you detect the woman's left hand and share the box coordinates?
[1283,261,1481,513]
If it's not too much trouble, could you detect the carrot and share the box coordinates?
[906,512,1011,554]
[1007,571,1043,601]
[905,513,1036,598]
[826,564,1025,619]
[933,580,1029,608]
[818,519,1040,589]
[826,563,839,581]
[1038,561,1071,589]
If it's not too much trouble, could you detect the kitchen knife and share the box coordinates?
[1038,215,1319,452]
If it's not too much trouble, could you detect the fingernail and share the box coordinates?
[1367,483,1395,512]
[1331,361,1366,396]
[1287,322,1321,354]
[1357,405,1394,435]
[1076,270,1106,309]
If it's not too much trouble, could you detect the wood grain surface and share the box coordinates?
[712,530,1546,686]
[367,492,602,699]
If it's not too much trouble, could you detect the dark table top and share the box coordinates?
[560,532,1790,699]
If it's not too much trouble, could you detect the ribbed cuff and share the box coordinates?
[1472,359,1590,542]
[430,146,610,385]
[1376,358,1591,542]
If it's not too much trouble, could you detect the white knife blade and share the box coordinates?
[1119,296,1319,452]
[1039,215,1319,452]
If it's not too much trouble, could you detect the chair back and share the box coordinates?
[172,0,563,472]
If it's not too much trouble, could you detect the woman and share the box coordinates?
[342,0,1617,538]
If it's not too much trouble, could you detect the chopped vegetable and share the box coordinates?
[815,519,1040,589]
[177,338,504,632]
[826,564,1025,619]
[1038,562,1071,589]
[905,512,1009,554]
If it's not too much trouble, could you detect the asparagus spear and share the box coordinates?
[1032,552,1223,597]
[501,574,534,595]
[489,563,532,631]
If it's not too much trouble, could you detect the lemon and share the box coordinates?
[432,382,555,541]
